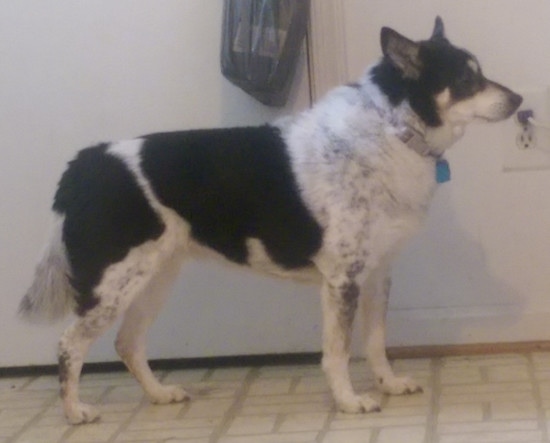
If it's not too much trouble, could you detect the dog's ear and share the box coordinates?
[431,16,446,40]
[381,27,421,79]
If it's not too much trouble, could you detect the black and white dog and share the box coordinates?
[20,18,521,424]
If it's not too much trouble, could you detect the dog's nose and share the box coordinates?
[511,92,523,111]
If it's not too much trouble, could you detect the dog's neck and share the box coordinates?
[359,75,465,158]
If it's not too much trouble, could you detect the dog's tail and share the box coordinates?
[19,218,77,323]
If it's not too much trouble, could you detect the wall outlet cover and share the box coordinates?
[502,87,550,172]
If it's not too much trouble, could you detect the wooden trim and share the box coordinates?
[386,341,550,360]
[307,0,349,101]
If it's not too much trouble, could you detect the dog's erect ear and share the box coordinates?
[431,16,446,40]
[381,27,421,79]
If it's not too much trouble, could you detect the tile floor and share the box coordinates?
[2,352,550,442]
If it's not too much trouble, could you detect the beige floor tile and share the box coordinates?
[0,377,32,391]
[163,369,210,384]
[0,407,42,427]
[23,375,60,390]
[116,427,213,441]
[257,365,322,379]
[438,430,543,443]
[126,417,220,431]
[323,429,373,443]
[14,425,69,443]
[486,365,530,382]
[440,367,483,385]
[247,377,293,395]
[377,425,425,443]
[490,400,538,420]
[532,352,550,369]
[438,404,484,423]
[392,358,432,371]
[534,369,550,380]
[442,382,533,395]
[384,389,430,407]
[293,376,330,394]
[240,400,332,415]
[218,432,319,443]
[184,398,234,418]
[163,439,210,443]
[438,420,539,434]
[225,414,277,435]
[0,427,20,439]
[373,405,429,417]
[65,422,121,442]
[209,367,251,381]
[331,413,426,429]
[3,353,550,442]
[132,402,186,421]
[243,392,329,406]
[102,386,145,404]
[188,380,243,399]
[442,354,528,368]
[278,412,328,432]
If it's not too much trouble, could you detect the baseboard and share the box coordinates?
[0,352,322,378]
[3,341,550,378]
[387,340,550,359]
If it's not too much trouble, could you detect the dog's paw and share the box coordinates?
[377,375,423,396]
[336,393,381,414]
[65,402,101,425]
[149,384,190,405]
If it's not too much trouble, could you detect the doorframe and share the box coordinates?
[307,0,349,101]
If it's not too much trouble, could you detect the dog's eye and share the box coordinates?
[453,68,481,98]
[457,69,475,87]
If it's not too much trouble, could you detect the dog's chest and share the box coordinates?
[294,135,438,263]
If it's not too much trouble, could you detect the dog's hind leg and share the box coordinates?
[362,265,422,396]
[320,279,381,413]
[59,301,127,424]
[59,242,177,424]
[115,253,189,405]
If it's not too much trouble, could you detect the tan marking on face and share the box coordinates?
[467,59,480,73]
[435,88,452,110]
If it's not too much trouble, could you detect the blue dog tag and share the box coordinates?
[436,158,450,183]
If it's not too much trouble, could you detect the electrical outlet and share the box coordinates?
[516,123,535,150]
[502,87,550,172]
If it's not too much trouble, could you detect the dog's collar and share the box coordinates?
[363,91,451,183]
[397,122,451,183]
[366,93,436,157]
[396,125,432,157]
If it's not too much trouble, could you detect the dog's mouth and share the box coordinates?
[475,93,523,123]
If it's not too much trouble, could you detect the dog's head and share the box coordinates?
[371,17,522,132]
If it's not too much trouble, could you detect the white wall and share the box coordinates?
[5,0,550,369]
[1,1,316,367]
[341,0,550,346]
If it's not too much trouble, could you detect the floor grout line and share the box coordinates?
[5,390,61,443]
[316,407,337,443]
[102,388,150,443]
[208,367,258,443]
[527,352,549,442]
[424,357,441,443]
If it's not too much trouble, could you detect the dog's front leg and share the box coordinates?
[321,280,381,413]
[363,266,423,396]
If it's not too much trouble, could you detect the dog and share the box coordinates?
[20,17,521,424]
